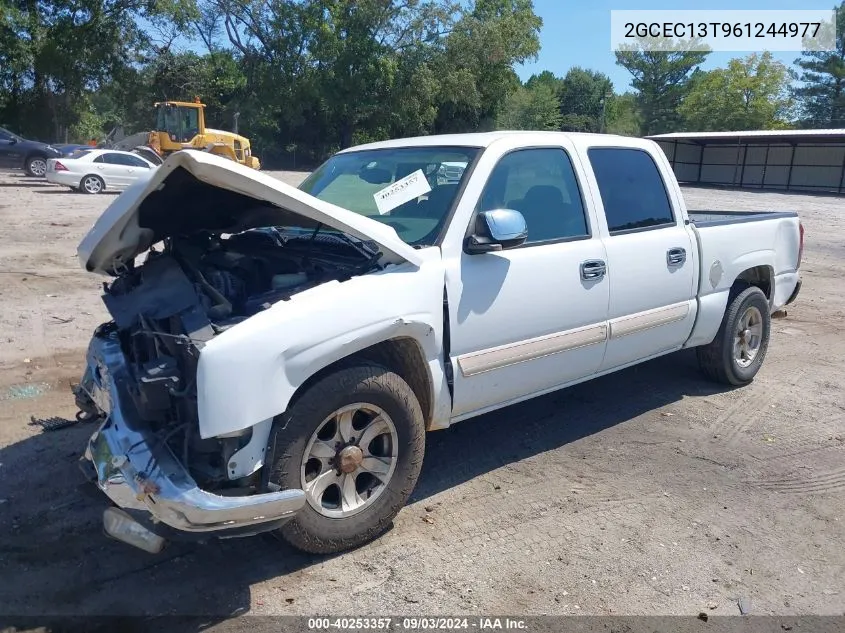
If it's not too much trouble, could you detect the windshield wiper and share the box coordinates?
[278,225,382,266]
[324,230,381,261]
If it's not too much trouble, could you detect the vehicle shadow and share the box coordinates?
[0,348,732,624]
[33,190,120,196]
[0,181,53,188]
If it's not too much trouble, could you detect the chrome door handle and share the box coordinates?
[580,259,607,280]
[667,247,686,266]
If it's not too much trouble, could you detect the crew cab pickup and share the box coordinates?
[73,132,803,554]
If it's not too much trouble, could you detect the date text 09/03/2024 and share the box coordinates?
[307,618,528,630]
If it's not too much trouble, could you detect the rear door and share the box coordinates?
[585,146,697,371]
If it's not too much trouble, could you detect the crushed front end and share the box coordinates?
[76,329,305,552]
[75,227,381,551]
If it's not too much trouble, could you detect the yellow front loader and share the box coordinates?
[146,98,261,170]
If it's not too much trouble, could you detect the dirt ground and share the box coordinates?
[0,168,843,622]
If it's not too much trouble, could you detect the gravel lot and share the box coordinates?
[0,168,843,622]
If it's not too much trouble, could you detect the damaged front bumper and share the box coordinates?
[78,331,305,548]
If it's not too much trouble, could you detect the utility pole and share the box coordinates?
[599,96,607,134]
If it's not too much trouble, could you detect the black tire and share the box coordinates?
[25,155,47,177]
[79,174,105,194]
[697,286,771,386]
[267,363,425,554]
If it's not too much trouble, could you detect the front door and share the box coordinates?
[445,145,610,419]
[95,153,133,188]
[0,129,21,168]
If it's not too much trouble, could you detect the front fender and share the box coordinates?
[196,249,446,439]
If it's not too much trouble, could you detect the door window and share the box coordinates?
[94,153,123,165]
[477,148,589,244]
[124,154,151,168]
[96,153,144,166]
[587,148,675,234]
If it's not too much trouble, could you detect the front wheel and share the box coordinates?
[697,286,771,386]
[267,364,425,554]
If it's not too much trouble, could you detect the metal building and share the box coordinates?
[645,129,845,194]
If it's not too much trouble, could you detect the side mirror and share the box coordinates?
[465,209,528,254]
[8,137,17,145]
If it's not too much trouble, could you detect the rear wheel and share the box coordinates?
[267,363,425,554]
[25,155,47,177]
[80,174,104,194]
[697,286,771,386]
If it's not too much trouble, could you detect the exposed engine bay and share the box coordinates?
[87,226,383,491]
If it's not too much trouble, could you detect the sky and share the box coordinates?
[515,0,838,91]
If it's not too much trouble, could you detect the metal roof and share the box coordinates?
[646,129,845,145]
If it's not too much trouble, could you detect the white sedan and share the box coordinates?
[46,149,158,194]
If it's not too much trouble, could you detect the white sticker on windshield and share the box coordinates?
[373,169,432,215]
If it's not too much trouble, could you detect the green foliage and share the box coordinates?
[496,82,561,130]
[557,67,613,132]
[0,0,200,140]
[4,0,835,166]
[679,53,794,131]
[615,38,709,135]
[605,92,641,136]
[792,1,845,127]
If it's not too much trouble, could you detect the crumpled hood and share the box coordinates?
[77,150,423,276]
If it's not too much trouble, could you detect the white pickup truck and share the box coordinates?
[74,131,804,555]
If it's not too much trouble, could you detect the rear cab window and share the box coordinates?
[587,147,675,234]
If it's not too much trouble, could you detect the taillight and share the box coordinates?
[797,221,805,269]
[54,161,68,172]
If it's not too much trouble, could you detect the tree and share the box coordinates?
[679,53,794,131]
[605,92,641,136]
[557,67,613,132]
[615,39,709,135]
[793,1,845,127]
[525,70,562,94]
[0,0,545,165]
[0,0,199,141]
[496,82,561,130]
[434,0,543,133]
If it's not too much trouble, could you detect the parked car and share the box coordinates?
[46,149,158,193]
[0,126,63,176]
[54,143,93,157]
[73,132,803,556]
[437,160,467,183]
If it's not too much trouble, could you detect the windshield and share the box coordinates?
[156,105,200,142]
[298,146,479,246]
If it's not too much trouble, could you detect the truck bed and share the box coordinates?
[688,210,798,226]
[687,208,802,317]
